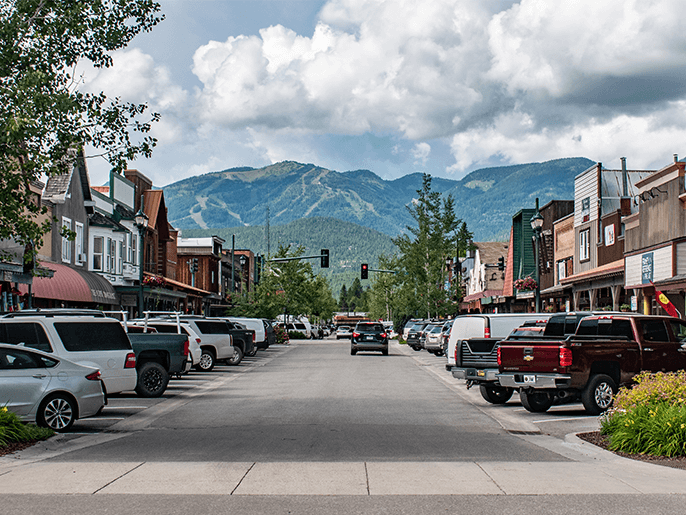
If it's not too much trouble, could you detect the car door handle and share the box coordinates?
[644,348,654,352]
[32,374,47,379]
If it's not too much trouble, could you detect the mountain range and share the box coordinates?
[164,157,595,241]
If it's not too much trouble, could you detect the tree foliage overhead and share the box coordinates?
[1,0,163,254]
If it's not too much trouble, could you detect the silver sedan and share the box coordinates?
[0,343,105,432]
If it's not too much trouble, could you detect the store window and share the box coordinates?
[75,222,84,264]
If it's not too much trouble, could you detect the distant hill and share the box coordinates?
[164,157,595,241]
[180,217,397,296]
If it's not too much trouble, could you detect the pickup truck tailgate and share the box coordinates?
[499,344,560,373]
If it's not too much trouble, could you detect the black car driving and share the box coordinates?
[350,322,389,356]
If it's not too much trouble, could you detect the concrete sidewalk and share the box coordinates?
[1,457,686,495]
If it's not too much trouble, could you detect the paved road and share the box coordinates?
[2,339,685,514]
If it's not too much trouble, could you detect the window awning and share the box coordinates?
[19,262,119,305]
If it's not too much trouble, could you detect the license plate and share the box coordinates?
[524,375,536,384]
[477,370,485,377]
[366,335,374,341]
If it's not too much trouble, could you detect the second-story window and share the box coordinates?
[579,229,590,261]
[92,236,103,271]
[109,238,116,273]
[75,222,83,264]
[118,241,123,274]
[61,217,72,263]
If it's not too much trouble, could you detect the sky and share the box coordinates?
[82,0,686,187]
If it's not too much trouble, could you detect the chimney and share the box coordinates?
[620,157,628,197]
[674,154,679,163]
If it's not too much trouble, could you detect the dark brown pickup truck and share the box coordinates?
[497,314,686,414]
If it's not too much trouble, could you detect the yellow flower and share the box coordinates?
[0,407,7,412]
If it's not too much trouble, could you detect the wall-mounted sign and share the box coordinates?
[641,252,654,284]
[605,223,615,246]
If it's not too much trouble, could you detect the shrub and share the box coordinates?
[273,325,289,345]
[0,408,54,447]
[600,371,686,457]
[288,330,306,339]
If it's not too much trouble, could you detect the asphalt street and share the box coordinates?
[2,339,686,514]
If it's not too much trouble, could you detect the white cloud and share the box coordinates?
[411,142,431,165]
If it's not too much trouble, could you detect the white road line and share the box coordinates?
[89,417,126,421]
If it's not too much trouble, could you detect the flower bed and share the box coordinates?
[514,276,537,291]
[600,371,686,457]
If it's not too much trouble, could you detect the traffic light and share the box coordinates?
[192,258,199,273]
[320,249,329,268]
[498,256,505,271]
[361,263,368,279]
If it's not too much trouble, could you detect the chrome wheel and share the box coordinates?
[39,395,75,432]
[594,382,614,410]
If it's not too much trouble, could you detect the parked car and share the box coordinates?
[498,314,686,414]
[144,315,235,372]
[406,321,429,351]
[447,313,553,404]
[262,319,276,348]
[336,326,352,339]
[0,343,105,431]
[227,317,265,354]
[350,322,389,356]
[402,319,422,340]
[424,322,448,356]
[0,310,138,395]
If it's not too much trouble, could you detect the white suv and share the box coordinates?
[0,310,137,395]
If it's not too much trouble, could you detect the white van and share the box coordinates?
[0,311,138,395]
[446,313,553,369]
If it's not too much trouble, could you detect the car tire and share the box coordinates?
[135,362,169,398]
[382,348,388,356]
[196,349,215,372]
[247,348,258,357]
[479,385,514,404]
[581,374,617,415]
[519,390,553,413]
[412,346,421,351]
[37,394,76,432]
[227,346,244,366]
[351,347,357,355]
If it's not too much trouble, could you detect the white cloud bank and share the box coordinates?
[82,0,686,185]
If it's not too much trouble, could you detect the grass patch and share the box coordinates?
[600,371,686,457]
[0,408,54,448]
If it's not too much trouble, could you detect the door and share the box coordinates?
[0,348,53,417]
[638,319,682,372]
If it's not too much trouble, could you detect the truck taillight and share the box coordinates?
[497,346,501,366]
[484,327,491,338]
[183,339,190,357]
[352,332,360,338]
[380,333,387,338]
[559,347,573,367]
[454,344,458,363]
[124,352,137,368]
[252,333,255,342]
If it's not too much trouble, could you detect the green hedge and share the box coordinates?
[0,408,54,447]
[600,371,686,457]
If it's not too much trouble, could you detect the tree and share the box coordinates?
[245,243,337,320]
[391,174,473,319]
[367,254,402,322]
[338,284,349,311]
[1,0,163,264]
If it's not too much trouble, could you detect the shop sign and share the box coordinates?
[604,224,615,246]
[641,252,654,284]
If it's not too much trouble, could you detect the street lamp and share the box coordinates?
[239,255,247,293]
[530,198,544,313]
[134,202,149,317]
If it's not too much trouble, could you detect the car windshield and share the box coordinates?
[430,325,442,333]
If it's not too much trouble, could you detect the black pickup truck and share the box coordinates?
[220,318,256,365]
[126,329,190,397]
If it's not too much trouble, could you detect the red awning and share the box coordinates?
[19,262,118,304]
